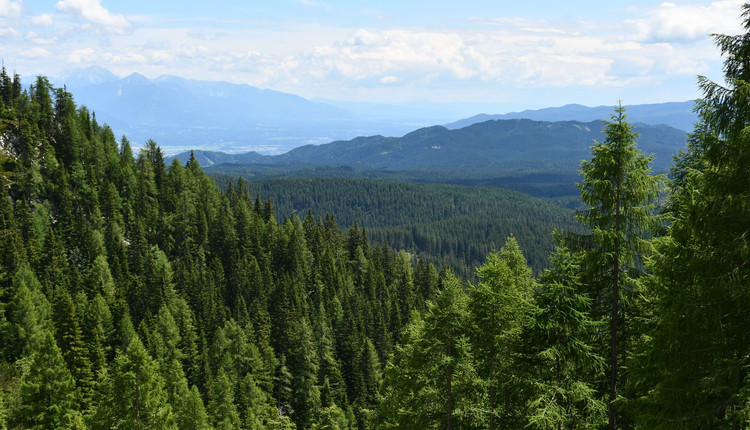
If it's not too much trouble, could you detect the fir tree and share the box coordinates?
[632,5,750,427]
[17,329,80,429]
[525,245,605,429]
[467,239,536,429]
[379,271,480,429]
[208,368,241,430]
[89,336,176,429]
[571,103,661,429]
[176,385,211,430]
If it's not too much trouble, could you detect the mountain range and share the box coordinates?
[58,67,696,155]
[57,67,433,154]
[445,101,696,132]
[172,118,686,174]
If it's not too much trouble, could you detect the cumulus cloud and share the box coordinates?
[19,46,50,58]
[55,0,131,33]
[31,14,54,27]
[0,27,18,37]
[631,0,745,43]
[68,47,95,63]
[0,0,21,17]
[269,28,631,90]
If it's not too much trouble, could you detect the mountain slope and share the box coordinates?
[174,118,686,174]
[59,70,369,153]
[445,101,697,132]
[215,177,580,275]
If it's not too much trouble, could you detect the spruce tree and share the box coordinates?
[467,238,536,429]
[17,329,80,429]
[175,385,211,430]
[525,246,605,429]
[379,271,480,429]
[632,4,750,426]
[208,368,241,430]
[572,103,661,429]
[89,336,176,429]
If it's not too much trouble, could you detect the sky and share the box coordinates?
[0,0,746,112]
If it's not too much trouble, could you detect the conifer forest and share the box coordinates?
[1,5,749,430]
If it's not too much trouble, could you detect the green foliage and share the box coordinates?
[231,177,579,277]
[467,238,536,429]
[89,337,175,429]
[0,75,439,427]
[571,103,661,429]
[17,329,80,429]
[379,271,481,429]
[176,385,211,430]
[630,6,750,428]
[524,246,605,429]
[208,368,241,430]
[1,8,748,424]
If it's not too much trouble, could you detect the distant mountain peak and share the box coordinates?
[57,65,119,88]
[124,72,150,83]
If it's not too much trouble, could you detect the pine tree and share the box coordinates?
[52,288,94,410]
[379,271,480,429]
[17,329,80,429]
[355,337,382,428]
[208,368,241,430]
[3,266,52,360]
[572,103,661,429]
[525,245,605,429]
[631,4,750,427]
[289,318,322,429]
[176,385,211,430]
[467,238,536,429]
[89,336,176,429]
[276,354,295,422]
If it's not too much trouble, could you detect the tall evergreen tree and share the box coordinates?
[379,271,480,429]
[525,245,605,429]
[467,238,536,429]
[571,103,661,429]
[207,368,241,430]
[289,318,322,429]
[175,385,211,430]
[17,329,80,429]
[632,5,750,427]
[89,336,176,429]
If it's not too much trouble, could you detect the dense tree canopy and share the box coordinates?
[1,3,749,428]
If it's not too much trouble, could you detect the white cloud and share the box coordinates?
[19,46,50,58]
[380,75,397,84]
[631,0,745,42]
[55,0,131,33]
[68,47,95,63]
[31,14,54,27]
[0,0,21,17]
[0,26,18,36]
[100,51,147,64]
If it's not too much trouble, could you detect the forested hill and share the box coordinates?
[2,14,750,426]
[172,117,686,173]
[0,69,462,428]
[212,177,579,277]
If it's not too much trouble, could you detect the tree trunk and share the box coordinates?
[609,176,622,430]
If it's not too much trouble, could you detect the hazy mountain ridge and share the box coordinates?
[446,101,697,132]
[57,67,695,155]
[57,67,429,154]
[172,118,686,173]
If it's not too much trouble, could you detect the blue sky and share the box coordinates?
[0,0,745,112]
